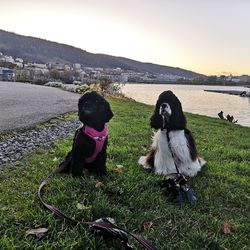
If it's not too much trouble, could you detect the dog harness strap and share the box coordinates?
[84,124,108,163]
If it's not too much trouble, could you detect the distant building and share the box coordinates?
[94,67,104,72]
[14,58,24,68]
[0,67,15,81]
[47,62,65,71]
[73,63,81,70]
[64,64,71,71]
[121,73,128,82]
[83,67,94,73]
[239,75,250,83]
[15,58,23,63]
[4,56,15,64]
[27,63,47,69]
[231,77,240,83]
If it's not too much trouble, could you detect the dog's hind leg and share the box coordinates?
[138,149,155,171]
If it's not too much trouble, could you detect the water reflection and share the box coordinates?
[122,84,250,127]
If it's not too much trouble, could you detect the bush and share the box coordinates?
[45,81,63,87]
[32,79,48,85]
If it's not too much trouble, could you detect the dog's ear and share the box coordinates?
[104,102,114,122]
[78,94,90,124]
[78,111,87,124]
[150,108,163,129]
[169,100,186,130]
[184,129,198,161]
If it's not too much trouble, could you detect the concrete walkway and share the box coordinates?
[0,81,79,133]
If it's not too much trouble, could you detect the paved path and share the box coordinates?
[0,81,79,133]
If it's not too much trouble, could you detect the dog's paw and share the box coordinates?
[138,156,147,166]
[138,156,153,172]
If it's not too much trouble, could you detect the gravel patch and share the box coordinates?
[0,119,82,166]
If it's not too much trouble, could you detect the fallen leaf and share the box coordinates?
[143,221,153,231]
[202,138,208,143]
[224,130,230,135]
[76,203,85,210]
[26,228,48,239]
[115,165,124,174]
[76,203,92,210]
[222,223,231,234]
[95,181,105,188]
[167,219,172,225]
[141,144,148,151]
[52,157,58,162]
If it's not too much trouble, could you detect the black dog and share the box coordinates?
[60,91,113,177]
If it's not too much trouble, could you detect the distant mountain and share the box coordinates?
[0,29,203,78]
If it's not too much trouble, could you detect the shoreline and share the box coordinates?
[204,89,248,96]
[122,83,250,128]
[126,81,250,88]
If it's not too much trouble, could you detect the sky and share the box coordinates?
[0,0,249,75]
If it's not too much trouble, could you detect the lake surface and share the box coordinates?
[122,84,250,127]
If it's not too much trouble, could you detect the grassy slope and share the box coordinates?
[0,97,249,250]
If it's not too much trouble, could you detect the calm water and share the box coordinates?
[122,84,250,127]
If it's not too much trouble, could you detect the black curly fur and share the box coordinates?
[61,92,113,177]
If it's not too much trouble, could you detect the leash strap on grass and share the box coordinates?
[38,175,159,250]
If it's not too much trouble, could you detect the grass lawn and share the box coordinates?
[0,97,249,250]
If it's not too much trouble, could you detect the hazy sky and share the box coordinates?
[1,0,249,75]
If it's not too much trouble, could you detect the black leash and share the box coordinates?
[161,129,197,205]
[38,160,159,250]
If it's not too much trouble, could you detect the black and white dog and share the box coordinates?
[139,91,205,177]
[61,91,113,177]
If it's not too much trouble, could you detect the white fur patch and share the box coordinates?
[153,130,176,175]
[139,129,205,177]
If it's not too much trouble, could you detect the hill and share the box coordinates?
[0,29,203,78]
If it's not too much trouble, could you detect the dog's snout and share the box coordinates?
[159,102,172,117]
[83,109,92,115]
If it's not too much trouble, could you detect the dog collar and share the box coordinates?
[84,124,108,139]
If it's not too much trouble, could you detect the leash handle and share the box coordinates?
[86,221,159,250]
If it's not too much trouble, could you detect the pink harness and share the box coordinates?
[83,124,108,163]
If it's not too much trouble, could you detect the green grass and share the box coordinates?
[0,97,249,250]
